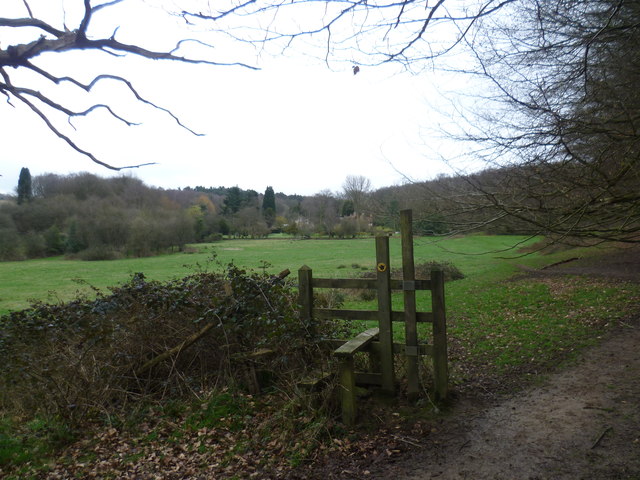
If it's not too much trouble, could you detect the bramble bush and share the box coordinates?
[0,265,338,426]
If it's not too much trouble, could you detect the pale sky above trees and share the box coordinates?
[3,0,636,242]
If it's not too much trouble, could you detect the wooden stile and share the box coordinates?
[297,209,448,425]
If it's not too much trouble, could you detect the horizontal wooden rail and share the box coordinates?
[393,311,433,323]
[313,278,377,289]
[314,308,433,323]
[315,309,378,321]
[311,278,431,291]
[391,279,432,291]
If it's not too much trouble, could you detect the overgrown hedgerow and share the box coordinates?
[0,265,338,427]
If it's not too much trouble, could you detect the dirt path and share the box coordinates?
[396,323,640,479]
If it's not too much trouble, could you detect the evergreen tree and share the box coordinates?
[17,167,33,205]
[223,186,243,214]
[262,186,276,227]
[66,219,86,253]
[341,199,355,217]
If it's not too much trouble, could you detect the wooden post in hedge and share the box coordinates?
[431,269,449,400]
[400,209,420,398]
[375,235,395,394]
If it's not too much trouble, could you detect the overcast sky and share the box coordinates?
[0,0,471,197]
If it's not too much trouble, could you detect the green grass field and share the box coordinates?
[6,233,636,375]
[0,234,620,316]
[2,233,636,374]
[1,234,547,316]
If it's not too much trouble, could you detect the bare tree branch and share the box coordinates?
[0,1,259,170]
[179,0,515,69]
[0,18,65,37]
[21,0,34,19]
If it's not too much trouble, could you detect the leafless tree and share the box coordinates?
[180,0,640,243]
[301,189,340,235]
[180,0,514,69]
[2,0,517,171]
[443,0,640,244]
[342,174,371,216]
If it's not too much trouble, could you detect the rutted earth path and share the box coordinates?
[388,247,640,480]
[397,324,640,479]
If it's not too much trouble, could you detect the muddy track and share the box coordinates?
[394,323,640,479]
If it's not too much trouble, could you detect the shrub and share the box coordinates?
[74,245,123,261]
[313,289,345,309]
[0,228,23,261]
[22,232,47,258]
[414,261,465,282]
[43,225,66,255]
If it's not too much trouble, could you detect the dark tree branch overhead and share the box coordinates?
[460,0,640,244]
[0,0,258,171]
[363,0,637,245]
[1,0,514,172]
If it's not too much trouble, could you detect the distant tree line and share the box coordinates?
[0,172,389,261]
[3,1,636,251]
[1,173,195,261]
[5,159,623,262]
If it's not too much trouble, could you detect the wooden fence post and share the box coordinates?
[431,269,449,401]
[375,235,395,394]
[400,209,420,398]
[298,265,314,336]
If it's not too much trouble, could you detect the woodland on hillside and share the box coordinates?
[0,170,480,261]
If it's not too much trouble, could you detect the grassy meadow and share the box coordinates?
[2,234,549,316]
[1,233,637,372]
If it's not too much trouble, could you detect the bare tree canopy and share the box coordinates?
[342,174,372,215]
[2,0,513,172]
[180,0,514,68]
[4,1,638,244]
[443,0,640,244]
